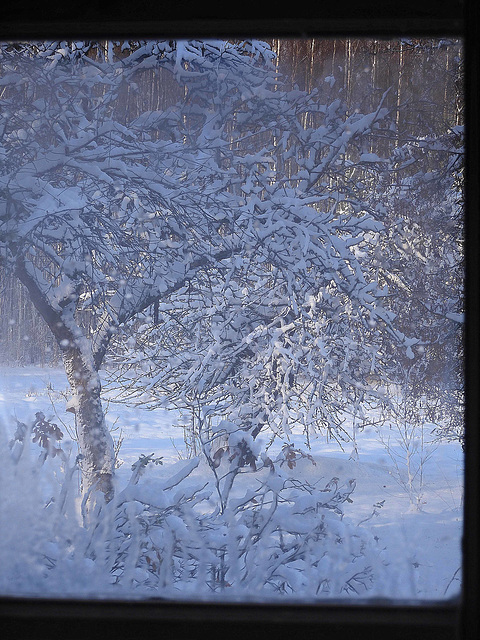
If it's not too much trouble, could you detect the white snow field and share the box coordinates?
[0,365,463,601]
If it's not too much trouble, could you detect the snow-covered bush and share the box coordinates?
[86,443,387,600]
[0,416,386,600]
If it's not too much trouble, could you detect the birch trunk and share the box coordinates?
[15,257,115,509]
[63,346,115,505]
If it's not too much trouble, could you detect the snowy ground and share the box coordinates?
[0,365,464,601]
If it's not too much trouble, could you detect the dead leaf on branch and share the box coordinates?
[32,412,64,457]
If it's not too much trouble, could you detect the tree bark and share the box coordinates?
[63,346,115,504]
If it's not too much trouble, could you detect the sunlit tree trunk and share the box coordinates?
[63,346,115,504]
[14,256,115,509]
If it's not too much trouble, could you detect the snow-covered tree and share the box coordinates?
[1,40,410,507]
[377,126,464,450]
[99,45,421,502]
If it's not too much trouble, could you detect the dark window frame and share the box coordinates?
[0,2,477,639]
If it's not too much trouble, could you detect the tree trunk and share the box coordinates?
[63,346,115,505]
[14,258,115,510]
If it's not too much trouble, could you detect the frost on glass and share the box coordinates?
[0,39,463,601]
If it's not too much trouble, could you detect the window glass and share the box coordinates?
[0,38,464,602]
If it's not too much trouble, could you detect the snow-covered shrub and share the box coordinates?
[100,445,386,600]
[375,412,438,512]
[0,416,385,600]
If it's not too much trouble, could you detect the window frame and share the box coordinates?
[0,2,476,638]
